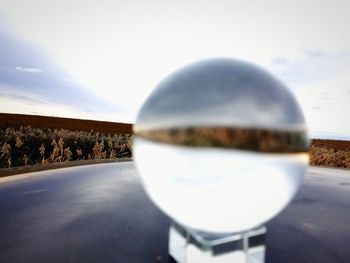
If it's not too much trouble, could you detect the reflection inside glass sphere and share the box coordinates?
[133,58,309,234]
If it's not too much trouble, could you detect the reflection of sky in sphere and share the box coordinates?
[136,58,306,131]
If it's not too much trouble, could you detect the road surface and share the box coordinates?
[0,162,349,263]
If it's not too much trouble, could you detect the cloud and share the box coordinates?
[0,91,46,104]
[303,49,328,58]
[316,96,334,101]
[271,57,288,65]
[0,25,125,121]
[0,85,131,122]
[15,66,43,73]
[292,75,350,136]
[269,50,350,85]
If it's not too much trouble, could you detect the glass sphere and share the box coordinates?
[133,58,309,234]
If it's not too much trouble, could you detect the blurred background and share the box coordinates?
[0,0,349,139]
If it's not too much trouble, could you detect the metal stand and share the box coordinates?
[169,222,266,263]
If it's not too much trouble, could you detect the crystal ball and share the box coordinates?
[133,58,309,234]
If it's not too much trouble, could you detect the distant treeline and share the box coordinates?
[0,113,132,134]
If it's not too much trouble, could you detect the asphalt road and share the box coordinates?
[0,162,349,263]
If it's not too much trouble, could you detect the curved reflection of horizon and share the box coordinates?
[136,58,307,132]
[135,126,309,153]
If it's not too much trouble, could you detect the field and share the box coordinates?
[0,113,133,175]
[1,113,350,175]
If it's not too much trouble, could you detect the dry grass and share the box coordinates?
[310,139,350,169]
[1,113,349,173]
[0,125,132,169]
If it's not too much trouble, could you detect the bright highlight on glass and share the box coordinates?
[133,58,309,234]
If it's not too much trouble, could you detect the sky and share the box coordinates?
[0,0,349,139]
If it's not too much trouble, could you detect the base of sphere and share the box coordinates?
[169,222,266,263]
